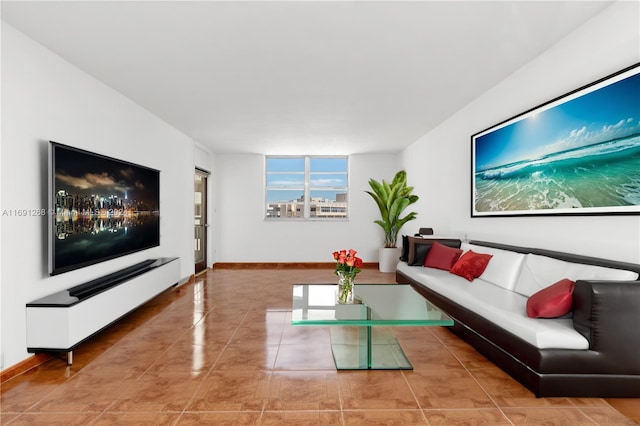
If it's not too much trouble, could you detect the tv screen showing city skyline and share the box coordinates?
[50,142,160,275]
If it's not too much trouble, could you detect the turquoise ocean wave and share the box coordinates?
[474,134,640,212]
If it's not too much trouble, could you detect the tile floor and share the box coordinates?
[1,268,638,425]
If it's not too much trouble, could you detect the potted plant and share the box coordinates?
[365,170,419,272]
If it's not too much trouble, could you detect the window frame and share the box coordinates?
[265,155,349,221]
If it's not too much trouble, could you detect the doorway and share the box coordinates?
[194,168,209,274]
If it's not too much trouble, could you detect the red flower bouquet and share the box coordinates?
[333,249,362,303]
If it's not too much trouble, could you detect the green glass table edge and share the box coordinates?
[291,283,454,370]
[291,283,454,326]
[291,319,454,326]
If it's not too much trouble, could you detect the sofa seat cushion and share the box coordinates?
[514,253,640,297]
[396,262,589,350]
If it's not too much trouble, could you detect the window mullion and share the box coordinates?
[304,156,310,219]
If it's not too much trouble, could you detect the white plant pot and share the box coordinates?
[378,247,401,273]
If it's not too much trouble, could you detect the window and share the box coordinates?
[266,156,348,220]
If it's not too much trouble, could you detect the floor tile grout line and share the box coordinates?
[131,277,250,424]
[396,317,635,423]
[5,269,637,424]
[8,359,114,418]
[566,394,624,425]
[400,326,500,424]
[427,327,516,426]
[259,301,278,426]
[336,367,346,426]
[96,283,239,422]
[399,369,430,424]
[179,300,265,422]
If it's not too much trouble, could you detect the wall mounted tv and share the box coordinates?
[49,142,160,275]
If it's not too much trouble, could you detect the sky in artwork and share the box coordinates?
[474,70,640,172]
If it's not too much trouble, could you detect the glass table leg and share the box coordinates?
[329,326,413,370]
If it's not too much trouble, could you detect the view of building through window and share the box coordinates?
[266,156,348,219]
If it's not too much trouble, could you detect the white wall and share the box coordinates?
[401,1,640,264]
[3,1,638,372]
[214,153,400,263]
[1,24,195,369]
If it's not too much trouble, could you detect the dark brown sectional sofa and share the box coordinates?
[396,239,640,397]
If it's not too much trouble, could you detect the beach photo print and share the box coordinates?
[472,63,640,217]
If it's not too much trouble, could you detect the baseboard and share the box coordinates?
[213,262,379,270]
[1,353,52,384]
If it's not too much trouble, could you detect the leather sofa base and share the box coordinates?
[397,270,640,398]
[447,321,640,397]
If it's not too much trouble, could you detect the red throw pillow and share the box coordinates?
[450,250,493,281]
[526,279,575,318]
[423,241,463,271]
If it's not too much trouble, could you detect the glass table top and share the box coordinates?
[292,284,453,326]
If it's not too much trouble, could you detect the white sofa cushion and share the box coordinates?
[513,253,639,297]
[397,262,588,350]
[460,243,525,291]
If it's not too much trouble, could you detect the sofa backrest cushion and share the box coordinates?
[406,237,433,265]
[514,253,640,297]
[461,243,525,291]
[400,235,409,262]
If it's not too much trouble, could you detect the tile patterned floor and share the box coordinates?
[1,268,638,425]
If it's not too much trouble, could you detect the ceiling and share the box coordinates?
[2,1,612,155]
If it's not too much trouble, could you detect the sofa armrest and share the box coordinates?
[573,280,640,371]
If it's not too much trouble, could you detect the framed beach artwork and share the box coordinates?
[471,63,640,217]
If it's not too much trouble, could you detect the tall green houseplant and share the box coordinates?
[366,170,419,248]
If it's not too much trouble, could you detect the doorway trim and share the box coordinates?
[194,167,210,274]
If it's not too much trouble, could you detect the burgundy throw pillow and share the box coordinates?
[526,279,575,318]
[450,250,493,281]
[423,241,463,271]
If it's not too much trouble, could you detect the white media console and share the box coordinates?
[26,257,180,364]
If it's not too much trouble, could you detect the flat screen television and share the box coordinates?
[49,142,160,275]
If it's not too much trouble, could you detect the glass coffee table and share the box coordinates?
[291,284,453,370]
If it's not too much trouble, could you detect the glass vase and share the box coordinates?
[337,272,355,304]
